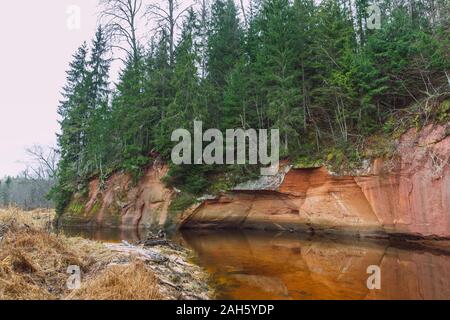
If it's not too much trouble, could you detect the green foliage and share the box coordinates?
[52,27,112,215]
[207,179,235,195]
[438,100,450,123]
[53,0,450,213]
[169,193,198,213]
[163,165,210,195]
[294,156,324,169]
[121,145,151,182]
[66,200,86,216]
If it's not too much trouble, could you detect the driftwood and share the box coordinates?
[105,242,168,263]
[103,239,212,300]
[140,238,183,251]
[136,230,184,251]
[143,239,171,246]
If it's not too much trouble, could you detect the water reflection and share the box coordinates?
[60,226,147,243]
[179,230,450,300]
[60,226,450,300]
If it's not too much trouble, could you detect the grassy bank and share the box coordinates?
[0,208,211,300]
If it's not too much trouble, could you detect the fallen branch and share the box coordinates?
[105,243,168,263]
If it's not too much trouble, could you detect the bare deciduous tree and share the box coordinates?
[24,145,59,181]
[100,0,145,63]
[239,0,248,26]
[146,0,192,65]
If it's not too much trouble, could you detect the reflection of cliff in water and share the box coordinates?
[179,230,450,300]
[60,226,147,243]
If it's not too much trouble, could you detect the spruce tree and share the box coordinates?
[207,0,243,127]
[85,26,111,182]
[52,43,90,214]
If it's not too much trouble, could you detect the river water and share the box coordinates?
[62,227,450,300]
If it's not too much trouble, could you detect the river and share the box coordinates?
[62,227,450,300]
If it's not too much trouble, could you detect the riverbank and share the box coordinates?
[59,123,449,243]
[0,208,212,300]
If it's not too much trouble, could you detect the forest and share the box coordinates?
[1,146,57,209]
[52,0,450,215]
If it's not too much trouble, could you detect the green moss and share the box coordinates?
[326,149,345,167]
[437,99,450,123]
[66,200,86,216]
[382,115,397,134]
[324,146,360,173]
[207,179,234,195]
[169,193,198,214]
[293,156,324,169]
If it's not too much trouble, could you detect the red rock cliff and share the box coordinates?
[61,124,449,238]
[61,162,174,228]
[181,124,450,238]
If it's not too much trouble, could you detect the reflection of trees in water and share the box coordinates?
[180,230,450,300]
[61,226,146,244]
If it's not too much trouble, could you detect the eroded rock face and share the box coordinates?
[61,163,174,228]
[182,124,450,238]
[182,168,384,236]
[62,124,449,237]
[355,124,450,237]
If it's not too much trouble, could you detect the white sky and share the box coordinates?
[0,0,100,177]
[0,0,249,177]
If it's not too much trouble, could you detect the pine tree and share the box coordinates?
[254,0,302,153]
[156,9,205,157]
[110,52,149,177]
[206,0,243,127]
[52,43,90,214]
[85,26,111,182]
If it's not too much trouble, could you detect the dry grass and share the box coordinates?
[0,207,54,231]
[0,228,85,299]
[0,208,163,300]
[67,260,161,300]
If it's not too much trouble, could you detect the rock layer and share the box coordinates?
[61,163,174,228]
[182,124,450,238]
[61,124,449,238]
[181,169,385,236]
[355,124,450,237]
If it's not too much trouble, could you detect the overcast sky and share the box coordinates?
[0,0,246,178]
[0,1,98,177]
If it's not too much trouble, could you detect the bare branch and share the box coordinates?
[100,0,145,62]
[145,0,193,65]
[24,145,59,180]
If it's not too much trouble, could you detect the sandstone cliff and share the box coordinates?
[61,162,174,228]
[181,124,450,238]
[60,123,449,238]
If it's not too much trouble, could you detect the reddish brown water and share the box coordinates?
[62,227,450,300]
